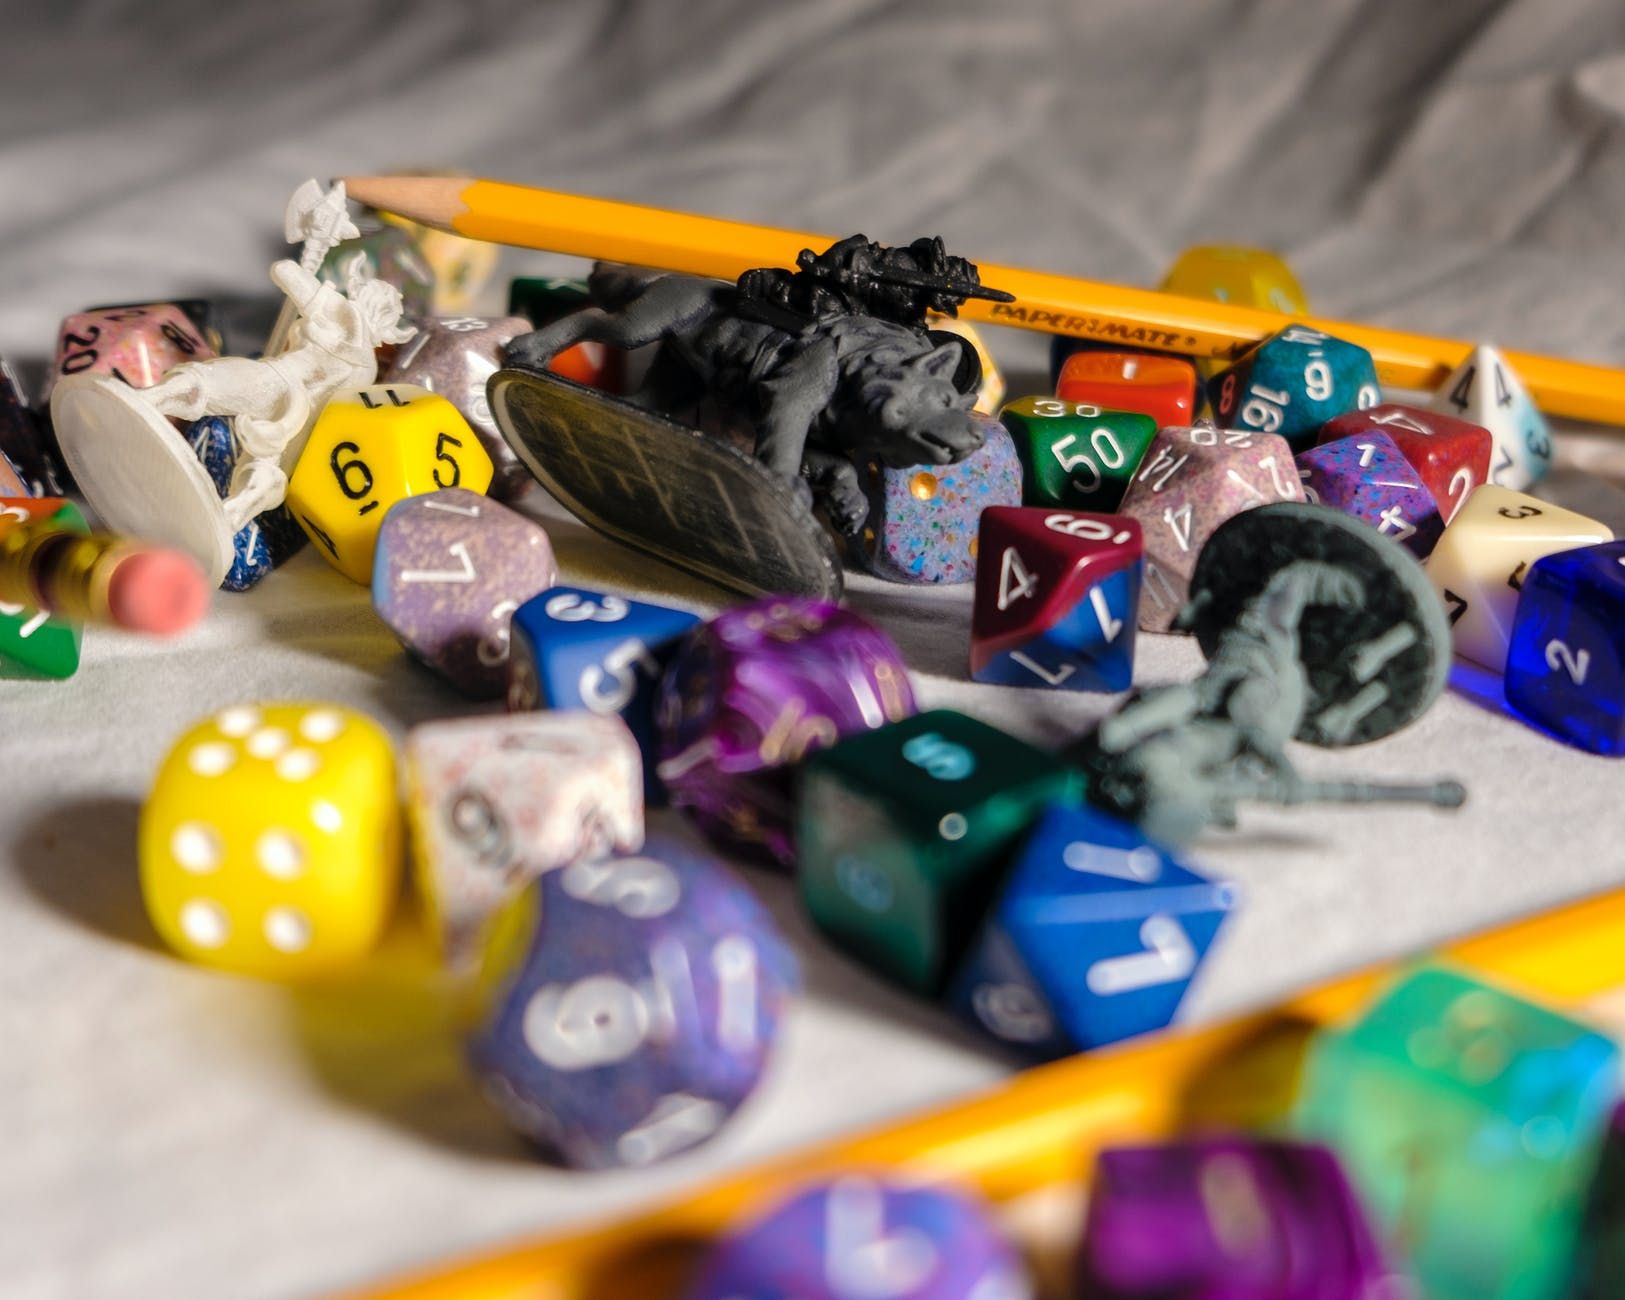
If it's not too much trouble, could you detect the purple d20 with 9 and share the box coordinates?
[373,488,557,698]
[656,596,916,868]
[688,1174,1033,1300]
[467,838,798,1170]
[1078,1138,1390,1299]
[1297,430,1445,559]
[186,416,308,591]
[848,414,1023,584]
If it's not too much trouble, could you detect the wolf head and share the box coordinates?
[837,336,983,466]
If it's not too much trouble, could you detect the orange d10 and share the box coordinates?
[1056,351,1198,431]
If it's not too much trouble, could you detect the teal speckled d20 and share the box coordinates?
[1295,965,1620,1300]
[1209,323,1381,452]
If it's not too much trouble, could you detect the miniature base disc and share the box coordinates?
[50,376,234,586]
[1185,502,1451,747]
[489,367,843,601]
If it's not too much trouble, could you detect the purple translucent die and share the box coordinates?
[688,1174,1033,1300]
[655,596,917,867]
[850,414,1023,584]
[467,837,797,1170]
[1297,430,1444,559]
[1078,1137,1391,1299]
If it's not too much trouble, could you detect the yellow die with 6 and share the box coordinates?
[139,702,403,978]
[288,383,493,583]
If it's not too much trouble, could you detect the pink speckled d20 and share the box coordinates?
[47,303,215,396]
[1117,424,1305,631]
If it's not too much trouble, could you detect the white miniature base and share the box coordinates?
[51,375,237,586]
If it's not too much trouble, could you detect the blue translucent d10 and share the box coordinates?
[1505,540,1625,756]
[1295,965,1620,1300]
[948,802,1235,1058]
[1208,323,1380,452]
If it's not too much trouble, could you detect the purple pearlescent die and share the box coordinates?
[687,1174,1033,1300]
[1297,431,1445,559]
[1078,1138,1392,1299]
[372,487,557,699]
[467,837,798,1170]
[655,596,916,867]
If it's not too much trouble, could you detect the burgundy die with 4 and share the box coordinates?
[1318,403,1490,524]
[1297,431,1445,558]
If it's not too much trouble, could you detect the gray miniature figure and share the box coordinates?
[1070,503,1465,845]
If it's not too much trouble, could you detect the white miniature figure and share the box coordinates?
[50,180,417,586]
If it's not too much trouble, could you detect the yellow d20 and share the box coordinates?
[1161,246,1309,378]
[287,383,494,583]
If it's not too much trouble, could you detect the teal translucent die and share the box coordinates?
[1295,966,1619,1300]
[1208,323,1380,452]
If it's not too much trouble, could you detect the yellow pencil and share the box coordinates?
[341,174,1625,428]
[340,884,1625,1300]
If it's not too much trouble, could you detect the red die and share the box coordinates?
[1318,403,1490,524]
[1056,351,1198,430]
[47,303,215,396]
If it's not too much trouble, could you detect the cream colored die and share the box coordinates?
[405,711,644,965]
[139,702,402,978]
[1425,484,1613,673]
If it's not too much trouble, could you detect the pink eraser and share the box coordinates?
[106,549,210,634]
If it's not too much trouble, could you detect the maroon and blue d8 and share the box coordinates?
[656,597,916,869]
[1296,430,1445,559]
[508,584,700,797]
[467,839,797,1170]
[949,803,1235,1058]
[687,1175,1032,1300]
[1505,540,1625,756]
[1209,324,1380,452]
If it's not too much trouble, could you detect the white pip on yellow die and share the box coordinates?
[139,702,402,978]
[405,711,644,965]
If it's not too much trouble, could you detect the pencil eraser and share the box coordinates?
[107,549,210,634]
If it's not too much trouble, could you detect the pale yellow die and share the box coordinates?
[925,313,1005,415]
[1424,485,1614,673]
[139,702,403,978]
[376,210,501,315]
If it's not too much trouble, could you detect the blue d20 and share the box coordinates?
[948,803,1235,1058]
[1296,429,1445,559]
[186,416,307,591]
[1209,323,1380,452]
[508,584,700,797]
[1505,540,1625,755]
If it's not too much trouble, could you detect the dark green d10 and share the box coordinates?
[797,709,1081,995]
[506,275,592,325]
[998,396,1158,512]
[0,500,85,680]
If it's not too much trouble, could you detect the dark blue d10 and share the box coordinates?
[187,416,307,591]
[1505,540,1625,756]
[948,802,1235,1058]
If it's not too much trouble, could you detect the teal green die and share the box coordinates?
[1295,965,1619,1300]
[797,709,1081,995]
[999,396,1158,512]
[1208,323,1380,452]
[0,501,86,680]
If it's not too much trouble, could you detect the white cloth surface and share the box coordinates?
[4,3,1625,1297]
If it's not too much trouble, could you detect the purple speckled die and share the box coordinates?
[1078,1138,1392,1299]
[466,837,798,1170]
[849,414,1022,584]
[1297,430,1444,559]
[688,1174,1033,1300]
[383,314,534,501]
[372,488,557,698]
[655,596,916,868]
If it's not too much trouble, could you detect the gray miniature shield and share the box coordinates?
[488,368,843,601]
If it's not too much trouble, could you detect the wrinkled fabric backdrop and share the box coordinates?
[4,3,1625,1297]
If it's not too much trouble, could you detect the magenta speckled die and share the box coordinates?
[1117,424,1305,631]
[1297,430,1445,559]
[467,838,798,1170]
[382,314,534,501]
[848,414,1022,584]
[655,596,917,867]
[46,303,215,396]
[687,1175,1033,1300]
[406,711,643,964]
[372,488,557,699]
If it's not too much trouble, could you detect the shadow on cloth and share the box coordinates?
[10,795,161,952]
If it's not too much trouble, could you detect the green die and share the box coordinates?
[0,501,86,680]
[797,709,1081,995]
[507,275,592,325]
[999,396,1158,511]
[1295,965,1619,1300]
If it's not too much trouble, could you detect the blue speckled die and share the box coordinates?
[185,416,307,591]
[849,415,1022,584]
[1209,324,1380,452]
[467,838,798,1170]
[1297,430,1445,559]
[687,1175,1032,1300]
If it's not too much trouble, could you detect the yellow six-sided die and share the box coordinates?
[287,383,494,583]
[139,702,403,978]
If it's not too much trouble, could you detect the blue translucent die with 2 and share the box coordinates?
[1208,323,1380,452]
[186,416,307,591]
[971,563,1140,693]
[1505,540,1625,756]
[949,803,1235,1058]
